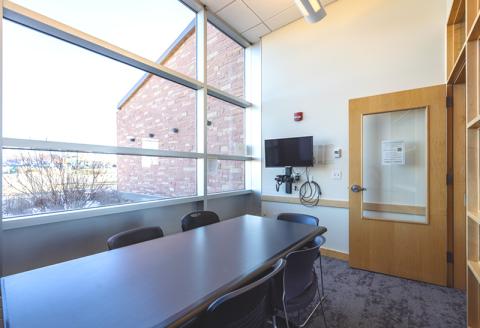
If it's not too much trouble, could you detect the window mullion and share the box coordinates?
[0,0,5,276]
[196,9,207,207]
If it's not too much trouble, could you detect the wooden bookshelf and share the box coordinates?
[454,0,480,325]
[447,0,469,294]
[448,0,466,78]
[448,44,466,84]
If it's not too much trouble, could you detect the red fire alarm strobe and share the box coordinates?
[294,112,303,121]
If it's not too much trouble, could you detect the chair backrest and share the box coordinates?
[181,211,220,232]
[203,259,286,328]
[283,237,322,301]
[313,235,326,248]
[107,226,164,250]
[277,213,319,226]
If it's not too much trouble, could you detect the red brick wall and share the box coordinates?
[207,24,245,98]
[116,23,245,197]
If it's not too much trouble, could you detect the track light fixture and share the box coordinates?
[295,0,327,24]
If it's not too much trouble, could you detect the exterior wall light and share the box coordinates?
[295,0,327,24]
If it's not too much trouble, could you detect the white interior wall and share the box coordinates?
[261,0,447,253]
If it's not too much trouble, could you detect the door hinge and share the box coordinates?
[447,251,454,263]
[446,96,453,108]
[446,173,453,185]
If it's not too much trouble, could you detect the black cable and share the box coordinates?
[275,180,282,192]
[299,167,322,207]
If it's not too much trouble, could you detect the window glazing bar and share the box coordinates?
[179,0,204,13]
[0,0,4,277]
[207,11,251,48]
[3,195,206,230]
[206,189,252,199]
[3,0,203,90]
[179,0,251,48]
[196,8,208,205]
[207,86,252,108]
[207,153,252,161]
[3,138,204,159]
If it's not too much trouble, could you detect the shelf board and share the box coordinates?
[468,116,480,129]
[448,0,465,25]
[468,10,480,41]
[469,211,480,224]
[448,42,466,84]
[468,261,480,283]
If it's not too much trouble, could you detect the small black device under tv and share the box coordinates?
[265,136,314,167]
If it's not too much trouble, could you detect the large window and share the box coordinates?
[1,1,251,220]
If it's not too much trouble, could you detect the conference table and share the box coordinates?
[1,214,326,327]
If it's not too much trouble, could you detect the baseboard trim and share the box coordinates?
[320,247,349,261]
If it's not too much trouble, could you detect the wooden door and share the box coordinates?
[349,85,447,286]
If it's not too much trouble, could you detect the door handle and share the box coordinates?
[351,184,366,192]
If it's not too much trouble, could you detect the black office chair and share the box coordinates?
[107,226,164,250]
[277,213,319,226]
[201,259,286,328]
[181,211,220,232]
[273,238,327,328]
[277,213,327,308]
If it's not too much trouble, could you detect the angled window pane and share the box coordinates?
[3,150,197,218]
[207,23,245,98]
[207,96,245,155]
[10,0,197,78]
[4,21,196,152]
[207,160,245,194]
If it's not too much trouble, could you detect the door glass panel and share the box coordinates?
[362,107,427,223]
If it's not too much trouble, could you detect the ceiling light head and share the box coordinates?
[295,0,327,24]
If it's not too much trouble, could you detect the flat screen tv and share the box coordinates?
[265,136,314,167]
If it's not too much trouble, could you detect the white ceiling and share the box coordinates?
[199,0,337,43]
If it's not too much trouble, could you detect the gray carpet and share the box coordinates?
[303,257,466,328]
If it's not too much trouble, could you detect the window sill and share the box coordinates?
[3,190,253,230]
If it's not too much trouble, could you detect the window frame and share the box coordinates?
[1,0,254,228]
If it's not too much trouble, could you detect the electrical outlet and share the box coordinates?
[332,169,342,180]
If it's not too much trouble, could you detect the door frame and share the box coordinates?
[448,83,466,290]
[349,85,447,286]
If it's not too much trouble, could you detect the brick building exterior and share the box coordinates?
[116,23,245,198]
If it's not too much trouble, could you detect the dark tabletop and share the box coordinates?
[2,214,326,328]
